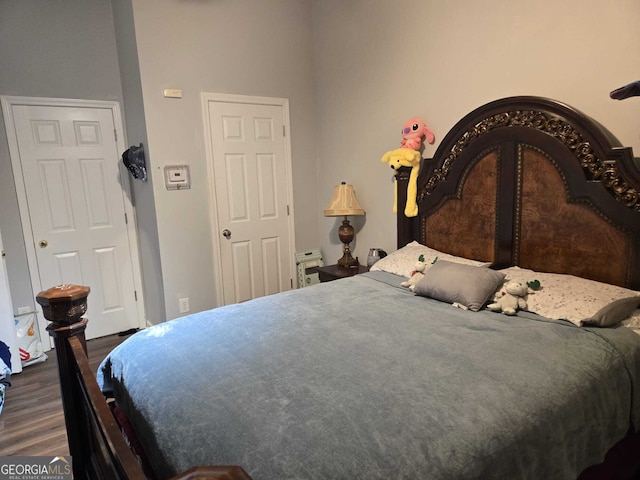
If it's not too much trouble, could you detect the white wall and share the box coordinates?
[111,0,165,324]
[129,0,319,319]
[0,0,125,315]
[1,0,638,327]
[0,0,319,325]
[313,0,640,263]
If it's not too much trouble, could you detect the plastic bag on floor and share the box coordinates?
[15,313,47,367]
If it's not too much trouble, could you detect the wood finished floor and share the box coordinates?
[0,334,127,457]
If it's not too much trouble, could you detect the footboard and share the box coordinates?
[36,284,251,480]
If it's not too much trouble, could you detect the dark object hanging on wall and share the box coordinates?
[122,143,148,181]
[610,80,640,100]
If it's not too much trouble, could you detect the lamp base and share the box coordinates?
[337,217,359,267]
[337,251,359,268]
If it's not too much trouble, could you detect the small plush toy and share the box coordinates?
[401,255,427,291]
[487,280,528,315]
[381,147,421,217]
[527,279,541,291]
[400,117,435,151]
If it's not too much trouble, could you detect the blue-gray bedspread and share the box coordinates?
[98,272,640,479]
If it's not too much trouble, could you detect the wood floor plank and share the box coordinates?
[0,333,128,457]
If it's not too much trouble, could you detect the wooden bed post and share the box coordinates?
[36,283,254,480]
[396,166,418,248]
[36,284,91,478]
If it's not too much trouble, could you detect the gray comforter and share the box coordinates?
[98,272,640,479]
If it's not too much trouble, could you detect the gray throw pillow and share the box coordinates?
[581,296,640,327]
[414,260,506,312]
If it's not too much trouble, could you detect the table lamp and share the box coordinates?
[324,182,365,267]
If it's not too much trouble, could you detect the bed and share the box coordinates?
[41,96,640,480]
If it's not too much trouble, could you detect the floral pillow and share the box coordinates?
[370,241,490,278]
[497,267,640,327]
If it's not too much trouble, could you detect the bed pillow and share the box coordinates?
[582,296,640,327]
[413,260,505,312]
[370,241,490,278]
[498,267,640,327]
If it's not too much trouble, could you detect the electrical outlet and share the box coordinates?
[178,297,190,313]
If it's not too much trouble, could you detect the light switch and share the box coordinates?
[164,165,191,190]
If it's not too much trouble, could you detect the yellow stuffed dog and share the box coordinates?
[381,147,421,217]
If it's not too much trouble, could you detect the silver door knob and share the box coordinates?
[222,229,231,239]
[39,240,49,248]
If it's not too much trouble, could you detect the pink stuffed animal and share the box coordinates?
[401,117,435,151]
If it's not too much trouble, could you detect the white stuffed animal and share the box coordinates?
[487,280,528,315]
[400,255,427,291]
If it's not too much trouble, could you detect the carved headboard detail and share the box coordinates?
[396,96,640,289]
[419,107,639,213]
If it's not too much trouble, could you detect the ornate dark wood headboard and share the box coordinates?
[396,96,640,289]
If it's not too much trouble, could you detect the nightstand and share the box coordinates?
[317,264,369,282]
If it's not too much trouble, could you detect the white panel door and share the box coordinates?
[207,99,294,304]
[10,104,139,339]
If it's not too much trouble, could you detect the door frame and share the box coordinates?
[201,92,296,306]
[1,95,146,346]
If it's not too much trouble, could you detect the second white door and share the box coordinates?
[205,96,294,305]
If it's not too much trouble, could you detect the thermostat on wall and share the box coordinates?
[164,165,191,190]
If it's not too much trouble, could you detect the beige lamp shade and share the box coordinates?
[323,182,365,217]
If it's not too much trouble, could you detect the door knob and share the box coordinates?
[222,229,231,239]
[39,240,49,248]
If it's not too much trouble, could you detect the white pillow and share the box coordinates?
[498,267,640,327]
[370,241,490,278]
